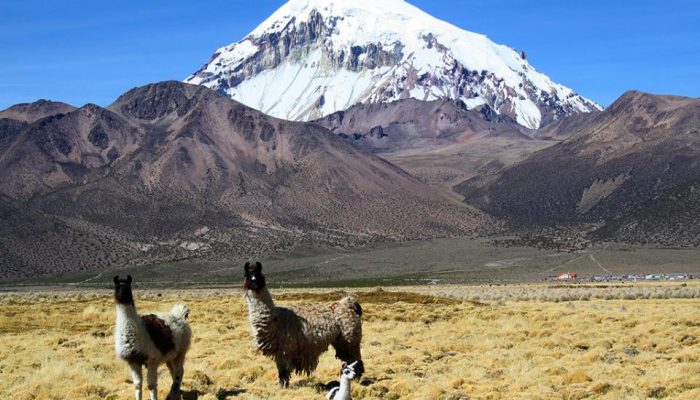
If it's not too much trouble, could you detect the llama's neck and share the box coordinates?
[115,302,142,331]
[114,300,150,361]
[337,376,352,399]
[246,288,276,342]
[246,288,275,315]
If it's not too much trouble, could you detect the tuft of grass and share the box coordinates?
[563,369,592,384]
[278,288,462,305]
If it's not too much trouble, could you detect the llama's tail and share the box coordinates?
[339,296,362,317]
[170,303,190,321]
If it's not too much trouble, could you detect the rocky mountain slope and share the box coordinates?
[0,100,77,156]
[0,81,494,280]
[314,98,556,187]
[0,99,76,123]
[456,91,700,245]
[185,0,601,129]
[314,98,526,153]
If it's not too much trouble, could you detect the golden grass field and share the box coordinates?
[1,284,699,400]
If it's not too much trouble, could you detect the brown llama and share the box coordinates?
[242,261,364,388]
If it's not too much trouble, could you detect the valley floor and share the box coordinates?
[1,285,699,399]
[7,238,700,289]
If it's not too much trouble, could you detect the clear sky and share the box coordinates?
[1,0,698,110]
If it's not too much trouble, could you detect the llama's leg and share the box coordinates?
[276,359,291,388]
[129,362,143,400]
[166,360,175,377]
[165,361,177,400]
[146,363,158,400]
[166,354,185,400]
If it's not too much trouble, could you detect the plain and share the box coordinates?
[1,284,699,399]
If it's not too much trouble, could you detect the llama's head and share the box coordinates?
[243,262,266,291]
[113,275,134,305]
[340,361,359,381]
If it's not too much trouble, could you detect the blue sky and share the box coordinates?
[1,0,698,110]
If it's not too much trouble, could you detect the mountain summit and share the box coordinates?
[186,0,601,128]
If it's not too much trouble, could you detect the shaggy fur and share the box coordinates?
[327,361,359,400]
[114,275,192,400]
[243,262,364,388]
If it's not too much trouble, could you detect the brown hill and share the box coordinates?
[0,99,76,123]
[0,100,77,157]
[456,91,700,245]
[315,99,526,153]
[0,82,494,280]
[315,98,557,187]
[595,179,700,246]
[532,110,601,141]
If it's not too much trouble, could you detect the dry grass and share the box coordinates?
[410,281,700,303]
[1,285,699,399]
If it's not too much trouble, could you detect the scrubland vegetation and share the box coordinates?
[1,284,699,399]
[414,281,700,303]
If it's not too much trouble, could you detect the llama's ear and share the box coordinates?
[255,261,262,272]
[341,362,348,368]
[113,276,119,285]
[244,262,250,273]
[126,275,132,284]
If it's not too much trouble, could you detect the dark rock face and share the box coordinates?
[456,91,700,245]
[88,125,110,149]
[30,114,74,156]
[116,81,199,120]
[259,122,275,142]
[368,125,386,139]
[0,119,28,153]
[0,81,494,280]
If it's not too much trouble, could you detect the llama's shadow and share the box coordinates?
[292,377,339,392]
[359,376,391,386]
[178,388,246,400]
[181,390,201,400]
[360,376,377,386]
[215,387,246,399]
[314,380,340,392]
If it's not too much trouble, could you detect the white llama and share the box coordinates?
[113,275,192,400]
[327,361,360,400]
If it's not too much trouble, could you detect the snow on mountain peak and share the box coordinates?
[251,0,424,35]
[186,0,602,129]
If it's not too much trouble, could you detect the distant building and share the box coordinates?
[557,272,577,280]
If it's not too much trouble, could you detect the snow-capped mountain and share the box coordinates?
[186,0,602,129]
